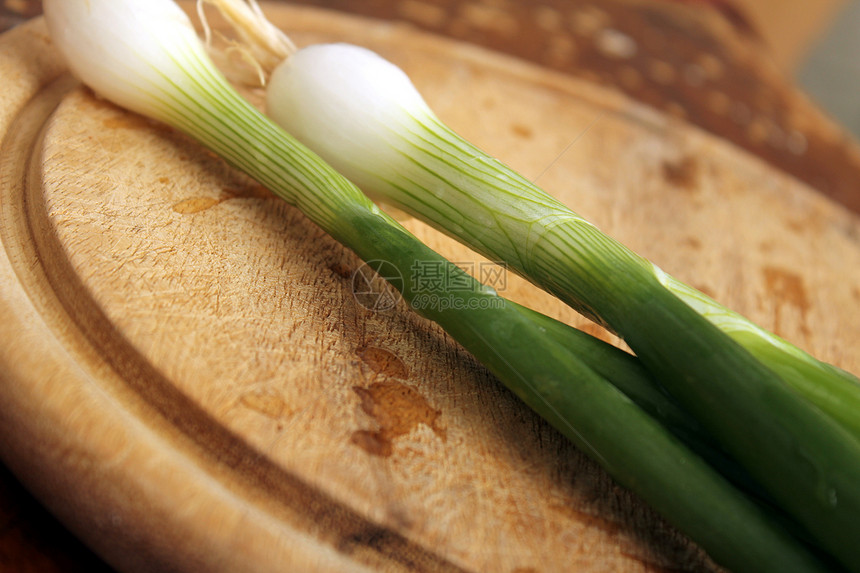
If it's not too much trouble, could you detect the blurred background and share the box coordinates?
[794,0,860,139]
[3,0,860,140]
[729,0,860,140]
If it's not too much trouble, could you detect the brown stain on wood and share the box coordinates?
[396,1,447,28]
[763,265,810,335]
[171,184,274,214]
[101,114,154,132]
[356,345,410,380]
[661,156,699,191]
[351,379,446,457]
[223,184,274,201]
[511,123,533,139]
[350,429,394,458]
[763,266,810,313]
[329,261,354,280]
[352,346,447,456]
[682,236,702,250]
[692,283,716,299]
[172,196,222,214]
[239,389,289,420]
[785,218,806,234]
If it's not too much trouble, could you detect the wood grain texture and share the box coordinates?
[0,3,858,572]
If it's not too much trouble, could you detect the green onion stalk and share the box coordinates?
[185,3,860,568]
[42,0,842,570]
[265,45,860,572]
[264,42,860,437]
[266,45,860,445]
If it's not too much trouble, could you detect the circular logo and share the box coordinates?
[351,260,403,312]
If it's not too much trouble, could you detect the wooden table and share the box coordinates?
[1,3,118,570]
[1,1,858,571]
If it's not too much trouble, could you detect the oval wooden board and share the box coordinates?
[1,4,859,572]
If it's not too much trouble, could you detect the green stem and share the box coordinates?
[384,115,860,442]
[318,109,860,570]
[343,208,833,573]
[146,52,832,572]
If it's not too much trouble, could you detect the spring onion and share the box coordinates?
[265,42,860,439]
[180,6,860,569]
[268,44,860,570]
[43,0,847,570]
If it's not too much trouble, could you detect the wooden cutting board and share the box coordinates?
[1,3,858,572]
